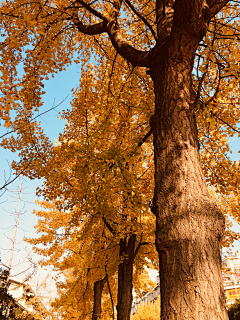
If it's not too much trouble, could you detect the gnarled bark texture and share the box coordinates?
[150,2,229,319]
[92,277,107,320]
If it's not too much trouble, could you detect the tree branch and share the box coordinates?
[133,240,150,260]
[71,0,153,66]
[130,128,153,156]
[212,112,240,133]
[105,0,154,66]
[73,20,107,35]
[102,216,115,234]
[137,128,153,148]
[208,0,231,19]
[106,23,152,67]
[0,159,33,191]
[124,0,157,40]
[75,0,106,20]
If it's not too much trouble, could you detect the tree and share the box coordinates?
[26,140,157,320]
[1,1,240,319]
[24,62,157,320]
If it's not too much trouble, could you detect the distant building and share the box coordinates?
[0,265,26,319]
[131,276,160,315]
[131,252,240,314]
[222,252,240,306]
[8,278,35,314]
[0,263,44,319]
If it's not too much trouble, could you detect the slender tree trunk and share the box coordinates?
[150,11,229,319]
[92,277,107,320]
[117,234,136,320]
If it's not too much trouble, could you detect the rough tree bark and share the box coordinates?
[116,235,136,320]
[92,277,107,320]
[149,2,229,319]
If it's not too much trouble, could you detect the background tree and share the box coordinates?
[22,60,156,320]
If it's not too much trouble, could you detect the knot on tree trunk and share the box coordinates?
[155,196,225,253]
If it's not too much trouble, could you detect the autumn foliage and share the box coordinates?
[0,0,240,319]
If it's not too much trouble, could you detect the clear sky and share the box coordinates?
[0,60,239,298]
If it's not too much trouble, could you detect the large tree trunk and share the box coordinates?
[150,5,229,319]
[92,277,107,320]
[116,235,136,320]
